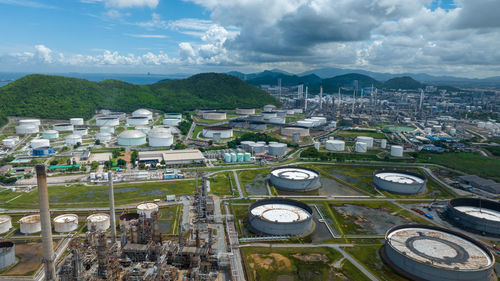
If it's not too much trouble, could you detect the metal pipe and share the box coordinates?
[35,164,56,281]
[108,171,117,243]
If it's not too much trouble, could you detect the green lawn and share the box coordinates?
[0,180,196,209]
[192,125,204,139]
[415,151,500,182]
[335,130,387,140]
[237,168,271,196]
[242,246,368,281]
[209,172,233,196]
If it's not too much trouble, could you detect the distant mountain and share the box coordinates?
[245,71,322,87]
[0,73,278,127]
[382,76,424,90]
[322,73,381,92]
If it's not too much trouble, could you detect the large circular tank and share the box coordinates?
[73,128,88,136]
[356,136,374,148]
[270,166,320,191]
[248,143,266,154]
[132,109,153,120]
[248,114,264,122]
[0,242,16,271]
[2,138,16,147]
[296,120,315,128]
[70,118,84,125]
[42,130,59,139]
[236,108,255,115]
[445,198,500,236]
[100,126,115,133]
[0,215,12,234]
[262,112,277,119]
[202,126,233,138]
[53,214,79,233]
[373,170,427,194]
[249,121,267,130]
[381,224,495,281]
[390,145,403,157]
[19,119,40,126]
[310,116,327,125]
[248,198,314,236]
[53,123,74,132]
[202,112,226,120]
[355,141,368,153]
[148,128,173,147]
[163,118,181,126]
[119,213,139,230]
[268,143,287,156]
[325,140,345,151]
[281,126,310,137]
[87,213,111,232]
[269,117,285,124]
[96,132,112,142]
[96,117,120,126]
[137,203,158,218]
[19,215,41,234]
[380,139,387,149]
[15,125,39,134]
[65,134,82,145]
[127,116,149,126]
[117,130,146,146]
[30,139,50,149]
[263,104,277,112]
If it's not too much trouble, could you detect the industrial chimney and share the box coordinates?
[108,171,117,243]
[35,164,56,280]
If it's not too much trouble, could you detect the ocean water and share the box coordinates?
[0,72,189,87]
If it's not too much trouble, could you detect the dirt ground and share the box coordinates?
[292,253,329,262]
[248,253,292,270]
[2,242,56,276]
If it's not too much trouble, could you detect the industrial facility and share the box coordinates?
[270,166,320,191]
[202,111,226,120]
[132,108,153,120]
[96,117,120,126]
[148,127,174,147]
[117,130,147,146]
[373,170,427,194]
[53,123,74,132]
[445,198,500,236]
[382,224,495,281]
[53,214,79,233]
[248,198,315,236]
[202,126,233,139]
[126,116,149,126]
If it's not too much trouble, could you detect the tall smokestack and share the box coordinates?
[36,164,56,280]
[319,86,323,110]
[108,171,117,243]
[304,86,308,111]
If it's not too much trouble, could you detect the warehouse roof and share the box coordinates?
[138,149,205,163]
[457,175,500,194]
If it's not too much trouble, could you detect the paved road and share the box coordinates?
[232,170,244,198]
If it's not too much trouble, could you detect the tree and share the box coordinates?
[112,149,121,159]
[117,159,127,167]
[95,139,101,145]
[91,161,99,171]
[50,160,59,166]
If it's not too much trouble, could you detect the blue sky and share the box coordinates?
[1,0,499,77]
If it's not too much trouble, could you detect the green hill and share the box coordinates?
[246,71,322,87]
[382,76,424,90]
[322,73,381,92]
[0,73,278,126]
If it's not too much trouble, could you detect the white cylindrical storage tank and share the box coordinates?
[281,126,310,137]
[87,214,110,232]
[96,117,120,126]
[0,241,16,271]
[19,214,41,234]
[148,128,174,147]
[30,139,50,149]
[380,139,387,149]
[15,125,39,134]
[53,214,78,233]
[70,118,84,125]
[117,130,147,146]
[424,127,432,134]
[270,166,320,191]
[202,126,233,138]
[1,138,16,148]
[19,119,40,126]
[73,128,88,136]
[240,141,255,151]
[132,109,153,120]
[355,142,368,153]
[314,141,320,150]
[127,116,149,126]
[449,128,456,135]
[263,104,277,112]
[296,120,314,128]
[304,118,321,127]
[96,132,112,142]
[310,116,327,125]
[249,143,266,154]
[163,118,181,126]
[268,143,287,156]
[202,112,226,120]
[135,125,151,135]
[65,134,82,145]
[42,130,59,139]
[262,112,277,120]
[100,126,115,134]
[0,216,12,234]
[325,140,345,151]
[248,198,315,236]
[236,108,255,115]
[248,114,264,121]
[356,136,374,148]
[269,117,285,124]
[53,123,74,132]
[446,198,500,236]
[137,203,158,219]
[390,145,403,157]
[230,153,237,162]
[373,170,427,194]
[382,225,495,281]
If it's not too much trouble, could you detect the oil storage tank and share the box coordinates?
[16,124,39,134]
[73,128,88,136]
[70,118,84,125]
[0,242,15,271]
[445,198,500,236]
[19,119,40,127]
[53,214,78,233]
[390,145,403,157]
[373,170,426,194]
[268,143,287,157]
[42,130,59,139]
[117,130,147,146]
[248,198,314,236]
[202,112,226,120]
[19,214,41,234]
[202,126,233,138]
[137,203,159,218]
[325,140,345,151]
[96,132,112,143]
[355,141,368,153]
[281,126,309,137]
[96,117,120,126]
[249,121,267,130]
[100,126,115,134]
[248,114,264,122]
[0,215,12,234]
[31,139,50,148]
[65,134,82,145]
[127,116,149,126]
[53,123,74,132]
[87,214,111,232]
[381,224,495,281]
[132,109,153,120]
[270,166,320,191]
[236,108,255,115]
[148,128,173,147]
[356,136,374,148]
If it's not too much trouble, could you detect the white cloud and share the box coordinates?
[34,45,53,63]
[81,0,158,8]
[126,33,167,38]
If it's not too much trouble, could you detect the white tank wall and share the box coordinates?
[249,214,313,236]
[87,214,110,232]
[296,120,314,127]
[203,112,226,120]
[326,140,345,151]
[356,136,374,148]
[262,112,277,119]
[355,142,368,152]
[96,132,112,142]
[127,117,149,126]
[0,216,12,234]
[19,119,40,126]
[19,215,41,234]
[137,203,158,218]
[390,145,404,157]
[53,214,79,233]
[203,128,233,138]
[163,118,181,126]
[16,125,39,134]
[53,124,74,132]
[132,109,153,120]
[31,139,50,148]
[73,128,88,136]
[42,130,59,139]
[381,139,387,149]
[1,139,16,148]
[149,134,174,147]
[281,127,310,137]
[269,117,285,124]
[100,126,115,133]
[236,108,255,115]
[70,118,84,125]
[118,136,146,146]
[96,117,120,126]
[0,243,16,271]
[65,135,82,145]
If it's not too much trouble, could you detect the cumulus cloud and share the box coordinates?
[81,0,158,9]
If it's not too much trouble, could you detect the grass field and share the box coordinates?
[192,125,204,139]
[236,168,271,196]
[415,151,500,181]
[209,172,233,196]
[335,130,387,140]
[0,180,196,209]
[242,246,370,281]
[344,245,409,281]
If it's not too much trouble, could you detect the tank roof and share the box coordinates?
[53,214,78,223]
[251,203,311,223]
[205,126,232,131]
[387,226,492,270]
[87,213,109,222]
[0,215,11,223]
[133,109,152,114]
[375,172,424,184]
[43,130,58,134]
[19,214,40,223]
[271,167,318,180]
[137,202,158,210]
[119,130,146,138]
[453,206,500,222]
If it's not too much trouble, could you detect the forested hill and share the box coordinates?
[0,73,278,126]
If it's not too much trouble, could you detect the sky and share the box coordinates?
[0,0,499,78]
